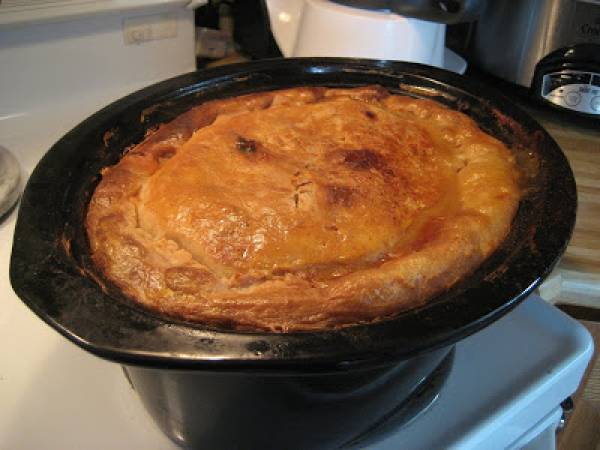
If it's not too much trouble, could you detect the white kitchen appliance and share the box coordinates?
[0,0,200,171]
[264,0,468,73]
[472,0,600,117]
[0,2,594,449]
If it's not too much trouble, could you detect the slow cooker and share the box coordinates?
[10,58,577,449]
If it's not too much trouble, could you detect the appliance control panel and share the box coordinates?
[541,70,600,115]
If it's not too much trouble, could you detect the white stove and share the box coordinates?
[0,3,594,449]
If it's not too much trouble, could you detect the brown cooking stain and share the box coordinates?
[236,136,257,153]
[325,185,355,207]
[339,148,395,178]
[364,110,378,120]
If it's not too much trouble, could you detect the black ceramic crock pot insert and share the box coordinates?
[9,58,576,371]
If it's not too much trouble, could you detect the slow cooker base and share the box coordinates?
[122,346,454,450]
[341,348,454,448]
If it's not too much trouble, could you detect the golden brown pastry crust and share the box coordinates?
[86,86,520,331]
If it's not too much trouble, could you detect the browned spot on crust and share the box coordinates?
[371,85,390,100]
[325,185,355,207]
[340,149,394,178]
[235,136,275,163]
[236,136,257,153]
[165,267,213,294]
[312,87,327,100]
[355,85,390,100]
[342,149,385,170]
[410,218,444,252]
[154,146,176,162]
[365,110,377,120]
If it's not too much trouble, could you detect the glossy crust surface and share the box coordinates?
[86,86,520,331]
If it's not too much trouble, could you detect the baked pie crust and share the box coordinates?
[86,86,520,331]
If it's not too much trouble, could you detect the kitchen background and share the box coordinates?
[0,0,598,448]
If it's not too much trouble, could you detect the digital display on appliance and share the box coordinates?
[543,72,592,95]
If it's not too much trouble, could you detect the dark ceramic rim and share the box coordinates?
[10,58,576,371]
